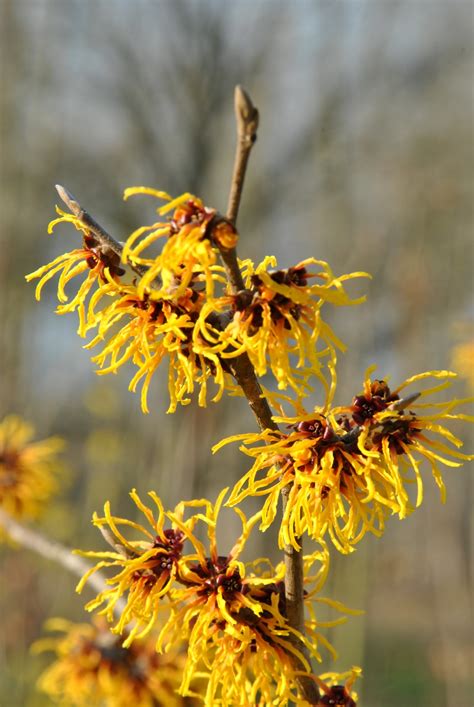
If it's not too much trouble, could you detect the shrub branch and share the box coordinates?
[0,508,121,606]
[219,84,320,704]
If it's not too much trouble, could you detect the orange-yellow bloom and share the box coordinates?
[27,194,240,414]
[33,617,189,707]
[315,666,361,706]
[210,256,369,400]
[0,415,64,524]
[26,207,124,335]
[82,278,236,414]
[122,188,237,299]
[77,491,357,705]
[27,191,371,415]
[202,552,359,706]
[216,369,473,553]
[76,489,191,644]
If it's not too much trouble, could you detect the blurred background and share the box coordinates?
[0,1,473,705]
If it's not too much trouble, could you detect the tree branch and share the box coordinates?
[55,184,148,281]
[0,509,123,611]
[226,85,259,226]
[217,85,260,293]
[219,85,320,704]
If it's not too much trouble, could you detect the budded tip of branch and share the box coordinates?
[388,392,421,411]
[234,85,259,144]
[55,184,81,216]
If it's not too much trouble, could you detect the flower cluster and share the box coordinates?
[25,177,473,707]
[26,188,367,413]
[76,489,358,705]
[0,415,64,523]
[211,256,368,400]
[27,193,237,413]
[216,369,473,553]
[33,617,189,707]
[122,187,237,299]
[26,207,125,334]
[83,277,235,413]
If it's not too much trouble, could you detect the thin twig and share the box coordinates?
[219,86,259,293]
[219,86,320,704]
[388,391,421,411]
[99,525,136,559]
[55,184,148,281]
[0,508,123,611]
[226,85,259,226]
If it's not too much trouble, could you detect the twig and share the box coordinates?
[98,525,136,559]
[388,391,421,411]
[226,85,259,226]
[0,508,123,611]
[55,184,148,281]
[219,86,320,704]
[219,86,259,293]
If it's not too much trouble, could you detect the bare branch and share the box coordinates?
[226,85,259,226]
[0,508,116,602]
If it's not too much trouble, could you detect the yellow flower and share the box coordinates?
[353,369,473,512]
[82,278,236,414]
[122,188,237,299]
[0,415,64,523]
[202,551,359,707]
[27,193,369,415]
[33,617,188,707]
[218,256,369,399]
[76,490,191,644]
[77,491,356,705]
[27,197,237,414]
[216,369,473,553]
[26,207,124,335]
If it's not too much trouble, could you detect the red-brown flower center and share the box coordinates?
[318,685,356,706]
[189,556,243,598]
